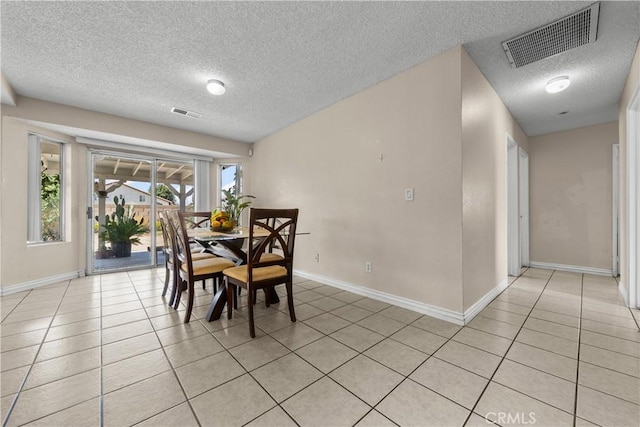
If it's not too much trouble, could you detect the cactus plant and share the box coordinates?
[96,196,149,257]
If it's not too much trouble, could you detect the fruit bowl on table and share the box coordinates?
[211,225,235,233]
[210,210,236,232]
[210,219,235,232]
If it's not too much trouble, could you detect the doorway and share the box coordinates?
[88,151,195,273]
[507,135,529,276]
[626,88,640,308]
[507,136,520,276]
[519,148,530,268]
[613,144,620,277]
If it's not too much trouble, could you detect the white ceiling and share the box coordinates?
[1,1,639,143]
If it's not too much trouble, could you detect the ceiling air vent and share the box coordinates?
[502,2,600,68]
[171,107,202,119]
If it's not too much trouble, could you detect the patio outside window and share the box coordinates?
[27,134,64,243]
[219,163,242,204]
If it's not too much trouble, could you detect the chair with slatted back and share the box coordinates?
[163,211,218,306]
[172,211,236,323]
[259,216,285,263]
[182,211,224,291]
[158,212,176,301]
[242,217,284,305]
[224,208,299,337]
[183,215,211,230]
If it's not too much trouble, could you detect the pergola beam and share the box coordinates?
[132,161,143,176]
[166,165,184,179]
[91,167,194,186]
[165,184,181,197]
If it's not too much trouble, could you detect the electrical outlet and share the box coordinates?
[314,253,320,262]
[365,261,372,273]
[405,188,414,201]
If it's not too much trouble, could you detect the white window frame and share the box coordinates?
[217,162,243,207]
[27,133,66,244]
[217,162,248,226]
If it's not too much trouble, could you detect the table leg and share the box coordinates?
[266,288,280,304]
[206,285,227,321]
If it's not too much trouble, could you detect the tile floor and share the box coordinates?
[1,268,639,426]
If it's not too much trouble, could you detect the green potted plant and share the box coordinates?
[96,196,149,258]
[217,189,255,227]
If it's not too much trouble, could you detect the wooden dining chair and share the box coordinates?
[183,215,211,229]
[224,208,299,337]
[181,211,224,291]
[172,211,236,323]
[163,211,218,306]
[259,216,285,262]
[243,218,285,304]
[158,212,176,301]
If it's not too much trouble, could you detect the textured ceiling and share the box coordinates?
[465,1,640,136]
[1,1,639,143]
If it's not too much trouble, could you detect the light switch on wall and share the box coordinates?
[405,188,414,201]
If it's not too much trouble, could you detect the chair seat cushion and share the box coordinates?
[260,252,284,262]
[167,248,206,257]
[191,252,216,261]
[182,257,235,276]
[224,265,287,283]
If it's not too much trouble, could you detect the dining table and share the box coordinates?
[187,227,304,322]
[189,226,270,265]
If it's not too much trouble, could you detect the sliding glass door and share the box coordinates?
[155,158,195,269]
[89,151,195,274]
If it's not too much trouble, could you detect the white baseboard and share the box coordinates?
[529,261,612,276]
[294,270,510,326]
[618,281,630,307]
[617,280,638,309]
[1,270,85,296]
[293,270,464,325]
[463,279,509,323]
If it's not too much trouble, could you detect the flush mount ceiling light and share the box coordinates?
[545,76,571,93]
[206,79,226,96]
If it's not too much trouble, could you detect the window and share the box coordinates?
[28,135,64,242]
[218,163,242,206]
[139,195,146,202]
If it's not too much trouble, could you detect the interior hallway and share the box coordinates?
[1,268,639,426]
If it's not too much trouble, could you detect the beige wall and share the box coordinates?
[251,46,465,312]
[460,48,529,311]
[2,97,247,157]
[1,118,87,287]
[618,41,640,298]
[529,121,618,270]
[1,98,248,290]
[251,45,528,315]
